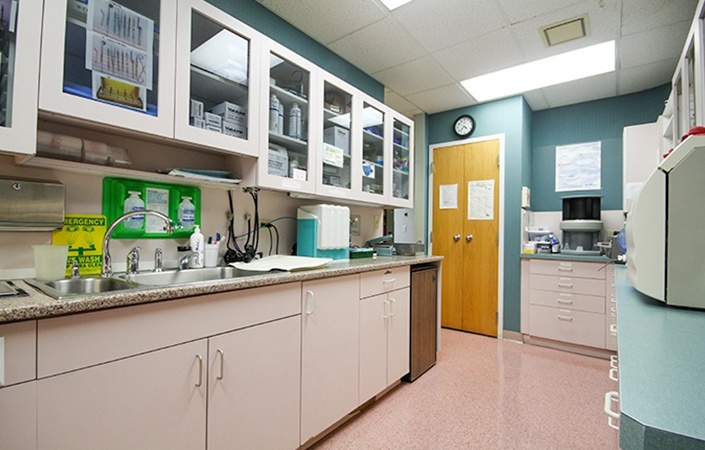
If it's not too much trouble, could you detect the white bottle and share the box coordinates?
[123,191,144,229]
[288,102,302,139]
[189,225,205,268]
[177,196,195,231]
[289,156,299,178]
[277,102,285,135]
[269,94,279,132]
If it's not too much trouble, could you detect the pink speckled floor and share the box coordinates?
[312,329,618,450]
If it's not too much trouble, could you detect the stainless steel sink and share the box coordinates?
[117,266,249,286]
[25,277,140,299]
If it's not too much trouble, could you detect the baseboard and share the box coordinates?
[523,335,616,359]
[501,330,523,343]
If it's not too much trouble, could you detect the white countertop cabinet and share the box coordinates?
[0,0,42,157]
[39,0,177,139]
[173,0,262,157]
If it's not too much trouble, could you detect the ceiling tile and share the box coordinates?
[256,0,386,45]
[618,58,679,95]
[620,21,691,69]
[392,0,509,52]
[496,0,585,25]
[542,72,617,108]
[433,28,525,81]
[406,84,476,114]
[385,90,423,118]
[621,0,698,37]
[522,91,550,111]
[328,16,427,74]
[372,56,455,96]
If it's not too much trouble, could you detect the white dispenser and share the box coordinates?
[123,191,144,229]
[189,225,205,268]
[177,196,195,231]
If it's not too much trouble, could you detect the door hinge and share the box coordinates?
[430,231,433,243]
[497,155,500,166]
[496,312,498,324]
[430,162,434,174]
[497,233,499,245]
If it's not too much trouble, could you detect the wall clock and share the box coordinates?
[453,114,475,137]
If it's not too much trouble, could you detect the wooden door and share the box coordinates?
[433,139,500,336]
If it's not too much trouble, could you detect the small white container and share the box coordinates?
[189,225,205,268]
[204,243,219,268]
[33,244,69,280]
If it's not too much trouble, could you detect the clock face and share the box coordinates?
[454,115,475,137]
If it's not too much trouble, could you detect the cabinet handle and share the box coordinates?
[389,297,397,317]
[609,367,619,382]
[557,298,573,305]
[558,283,574,289]
[382,299,389,320]
[558,267,573,272]
[610,355,618,369]
[195,354,203,387]
[557,310,573,321]
[216,349,224,381]
[305,290,314,316]
[610,323,618,336]
[603,391,620,430]
[383,278,396,285]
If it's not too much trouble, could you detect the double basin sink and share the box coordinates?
[26,266,253,300]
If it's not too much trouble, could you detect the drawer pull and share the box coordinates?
[610,323,618,336]
[609,367,619,382]
[603,391,620,430]
[610,355,618,368]
[557,299,573,305]
[558,314,573,321]
[558,283,574,289]
[558,267,573,272]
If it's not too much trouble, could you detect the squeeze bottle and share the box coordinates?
[189,225,205,268]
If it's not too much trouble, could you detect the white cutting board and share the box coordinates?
[231,255,332,272]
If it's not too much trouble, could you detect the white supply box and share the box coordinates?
[190,99,204,119]
[204,112,222,128]
[268,145,288,177]
[210,101,247,125]
[324,126,350,154]
[222,120,246,138]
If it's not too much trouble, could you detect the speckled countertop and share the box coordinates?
[0,255,442,323]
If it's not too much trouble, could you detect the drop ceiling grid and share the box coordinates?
[617,59,680,95]
[619,20,692,69]
[541,71,618,108]
[373,55,456,96]
[384,89,423,117]
[496,0,587,25]
[255,0,386,45]
[620,0,699,37]
[328,16,427,75]
[391,0,510,53]
[406,84,476,114]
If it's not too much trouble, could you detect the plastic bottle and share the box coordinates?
[288,102,302,139]
[189,225,205,268]
[289,156,299,178]
[277,102,285,135]
[269,94,279,133]
[123,191,144,229]
[177,196,195,231]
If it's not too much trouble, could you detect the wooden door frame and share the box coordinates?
[428,134,506,339]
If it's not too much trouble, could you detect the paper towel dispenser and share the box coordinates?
[0,178,66,231]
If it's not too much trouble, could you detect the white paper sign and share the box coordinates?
[555,141,601,192]
[439,184,458,209]
[468,180,494,220]
[145,187,170,233]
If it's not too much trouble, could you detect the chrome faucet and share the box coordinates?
[154,247,164,272]
[178,251,199,270]
[102,210,176,277]
[126,247,141,275]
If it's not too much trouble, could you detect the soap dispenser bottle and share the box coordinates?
[178,196,195,231]
[189,225,205,268]
[123,191,145,229]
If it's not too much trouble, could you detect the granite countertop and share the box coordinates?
[520,252,613,263]
[0,255,442,323]
[615,266,705,450]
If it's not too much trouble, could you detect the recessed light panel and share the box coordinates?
[461,41,615,103]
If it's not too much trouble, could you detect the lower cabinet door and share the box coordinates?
[37,340,208,450]
[529,304,606,348]
[359,294,389,403]
[0,382,37,450]
[387,287,410,383]
[207,315,301,450]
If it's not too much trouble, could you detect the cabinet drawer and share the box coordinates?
[529,274,606,296]
[530,259,607,279]
[0,321,37,387]
[529,289,605,314]
[38,283,301,378]
[529,304,606,349]
[360,267,410,299]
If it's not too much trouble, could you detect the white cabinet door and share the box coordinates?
[39,0,176,138]
[0,0,42,157]
[173,0,261,157]
[0,381,37,450]
[387,287,410,382]
[359,293,388,403]
[37,339,208,450]
[301,274,359,445]
[207,315,300,450]
[388,113,414,207]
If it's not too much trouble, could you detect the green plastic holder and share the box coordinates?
[102,177,201,239]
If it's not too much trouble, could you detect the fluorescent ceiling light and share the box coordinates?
[461,40,615,102]
[380,0,413,11]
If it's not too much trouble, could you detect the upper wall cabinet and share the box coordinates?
[256,37,319,194]
[389,112,414,207]
[0,0,42,156]
[173,0,261,157]
[39,0,176,138]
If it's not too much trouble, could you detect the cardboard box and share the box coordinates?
[268,145,288,177]
[190,117,206,129]
[204,112,222,127]
[210,101,246,125]
[222,120,246,139]
[324,126,350,154]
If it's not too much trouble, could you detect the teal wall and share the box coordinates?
[205,0,384,101]
[531,85,670,211]
[428,96,531,332]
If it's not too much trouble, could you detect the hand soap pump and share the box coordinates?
[189,225,205,268]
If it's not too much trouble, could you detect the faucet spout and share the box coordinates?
[102,210,175,277]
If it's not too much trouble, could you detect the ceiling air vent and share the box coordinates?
[540,15,590,47]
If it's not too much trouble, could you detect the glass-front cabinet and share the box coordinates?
[257,38,317,193]
[0,0,42,156]
[389,113,414,207]
[358,99,387,203]
[316,73,358,199]
[174,0,260,157]
[39,0,176,137]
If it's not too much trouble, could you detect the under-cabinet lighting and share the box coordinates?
[379,0,414,11]
[191,30,249,84]
[461,40,615,102]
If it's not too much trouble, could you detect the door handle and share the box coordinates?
[466,235,473,242]
[453,234,460,242]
